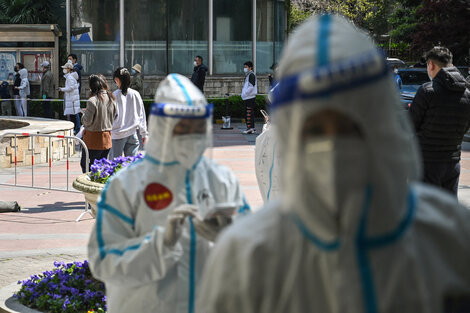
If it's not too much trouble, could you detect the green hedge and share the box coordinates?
[25,95,268,121]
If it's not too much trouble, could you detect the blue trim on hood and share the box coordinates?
[144,155,179,166]
[355,185,417,313]
[171,73,193,106]
[151,102,214,119]
[317,14,331,66]
[290,213,340,251]
[270,49,388,111]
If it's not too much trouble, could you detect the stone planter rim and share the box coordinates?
[72,173,105,194]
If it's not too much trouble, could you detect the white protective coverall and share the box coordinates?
[88,73,250,313]
[196,15,470,313]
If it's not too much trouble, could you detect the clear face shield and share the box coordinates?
[149,102,213,172]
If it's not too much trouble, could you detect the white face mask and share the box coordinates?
[301,137,367,217]
[393,69,398,74]
[193,61,198,67]
[243,67,248,73]
[172,134,207,169]
[63,69,68,74]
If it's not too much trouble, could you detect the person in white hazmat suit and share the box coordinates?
[196,15,470,313]
[88,73,250,313]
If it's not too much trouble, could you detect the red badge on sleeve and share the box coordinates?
[144,183,173,211]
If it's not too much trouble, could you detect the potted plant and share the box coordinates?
[72,154,144,217]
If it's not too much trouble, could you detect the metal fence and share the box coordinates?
[0,132,91,222]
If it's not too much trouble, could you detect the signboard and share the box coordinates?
[0,52,16,81]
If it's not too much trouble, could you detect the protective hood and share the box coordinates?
[19,68,28,79]
[71,71,79,80]
[146,73,213,168]
[271,15,422,240]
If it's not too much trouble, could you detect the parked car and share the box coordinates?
[397,68,430,109]
[386,57,407,70]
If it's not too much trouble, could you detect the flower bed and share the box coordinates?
[14,260,106,313]
[89,154,144,184]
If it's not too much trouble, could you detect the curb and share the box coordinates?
[0,282,41,313]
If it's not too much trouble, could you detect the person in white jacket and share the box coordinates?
[14,67,29,116]
[109,67,148,158]
[60,61,81,134]
[196,14,470,313]
[88,73,251,313]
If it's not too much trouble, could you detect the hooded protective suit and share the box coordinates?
[17,68,29,116]
[196,15,470,313]
[88,73,250,313]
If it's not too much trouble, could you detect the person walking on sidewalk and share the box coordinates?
[12,64,21,116]
[68,53,83,94]
[80,74,117,173]
[15,66,30,116]
[109,67,148,158]
[60,61,81,134]
[241,61,257,134]
[40,61,54,118]
[191,55,207,92]
[409,46,470,196]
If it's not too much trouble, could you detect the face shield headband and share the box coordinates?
[151,102,214,119]
[270,49,389,112]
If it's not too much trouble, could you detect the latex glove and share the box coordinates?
[193,215,232,242]
[163,204,198,247]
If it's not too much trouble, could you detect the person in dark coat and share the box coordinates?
[191,55,207,92]
[409,46,470,196]
[68,53,83,94]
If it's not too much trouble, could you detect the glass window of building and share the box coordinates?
[168,0,208,74]
[71,0,120,76]
[213,0,252,74]
[256,0,274,74]
[274,0,286,64]
[125,0,167,76]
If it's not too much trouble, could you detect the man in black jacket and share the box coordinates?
[191,55,207,92]
[410,46,470,196]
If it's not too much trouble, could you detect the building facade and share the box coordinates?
[68,0,287,83]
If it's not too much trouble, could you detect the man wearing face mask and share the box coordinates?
[130,64,144,97]
[196,15,470,313]
[410,47,470,196]
[241,61,257,134]
[190,56,207,92]
[88,73,250,313]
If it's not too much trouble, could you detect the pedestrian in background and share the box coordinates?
[410,46,470,196]
[130,64,144,97]
[80,74,117,173]
[15,65,29,116]
[109,67,148,159]
[60,61,81,134]
[68,54,83,95]
[40,61,54,118]
[393,65,402,90]
[241,61,257,134]
[12,64,21,116]
[0,81,12,116]
[191,55,207,92]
